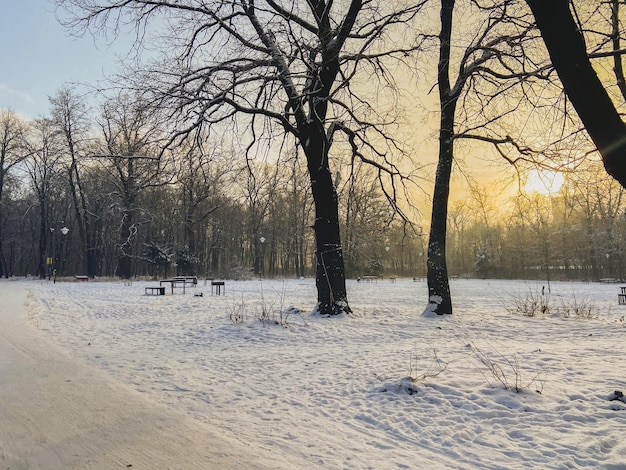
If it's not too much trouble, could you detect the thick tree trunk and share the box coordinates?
[526,0,626,188]
[426,107,455,315]
[304,129,350,315]
[425,0,456,315]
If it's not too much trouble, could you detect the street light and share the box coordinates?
[51,225,70,282]
[47,227,55,279]
[384,246,390,277]
[259,236,266,277]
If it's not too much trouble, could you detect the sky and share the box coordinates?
[0,0,519,201]
[0,0,132,118]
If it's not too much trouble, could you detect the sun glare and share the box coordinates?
[524,168,564,195]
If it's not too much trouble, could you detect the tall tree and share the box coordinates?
[235,159,280,277]
[94,93,167,278]
[0,110,28,277]
[526,0,626,188]
[173,133,225,275]
[22,118,65,279]
[50,87,99,277]
[425,0,537,314]
[57,0,425,314]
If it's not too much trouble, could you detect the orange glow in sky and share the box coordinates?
[524,168,565,195]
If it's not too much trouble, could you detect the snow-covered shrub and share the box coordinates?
[556,295,598,319]
[507,288,599,319]
[506,287,551,317]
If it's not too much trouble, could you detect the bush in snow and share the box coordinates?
[506,287,551,317]
[467,339,547,393]
[506,288,599,319]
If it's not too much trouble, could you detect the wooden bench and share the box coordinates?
[145,286,166,296]
[211,281,225,295]
[75,275,89,282]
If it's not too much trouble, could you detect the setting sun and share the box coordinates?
[524,168,564,195]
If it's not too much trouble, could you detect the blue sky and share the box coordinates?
[0,0,132,118]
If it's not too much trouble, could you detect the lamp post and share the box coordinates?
[52,226,70,283]
[385,245,390,277]
[259,236,266,278]
[47,227,55,280]
[419,251,423,278]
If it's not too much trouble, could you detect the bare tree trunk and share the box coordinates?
[117,210,134,279]
[426,110,455,314]
[304,125,350,315]
[425,0,456,315]
[526,0,626,188]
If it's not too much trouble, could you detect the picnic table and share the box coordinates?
[145,286,166,296]
[160,276,197,294]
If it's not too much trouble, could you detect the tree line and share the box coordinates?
[446,163,626,283]
[3,96,624,286]
[0,97,422,282]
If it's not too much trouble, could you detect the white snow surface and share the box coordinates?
[5,277,626,468]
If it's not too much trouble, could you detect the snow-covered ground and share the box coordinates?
[16,278,626,468]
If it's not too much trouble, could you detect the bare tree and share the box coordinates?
[49,86,101,278]
[425,0,539,314]
[526,0,626,188]
[339,159,393,277]
[172,132,227,275]
[56,0,426,314]
[94,93,169,278]
[22,118,65,279]
[0,110,29,277]
[235,158,281,277]
[283,154,313,278]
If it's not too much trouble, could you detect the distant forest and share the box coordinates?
[1,103,624,282]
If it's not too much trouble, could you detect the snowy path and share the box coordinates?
[0,282,286,469]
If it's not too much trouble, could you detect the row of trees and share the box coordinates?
[446,163,626,282]
[2,0,626,314]
[4,94,625,287]
[1,98,421,282]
